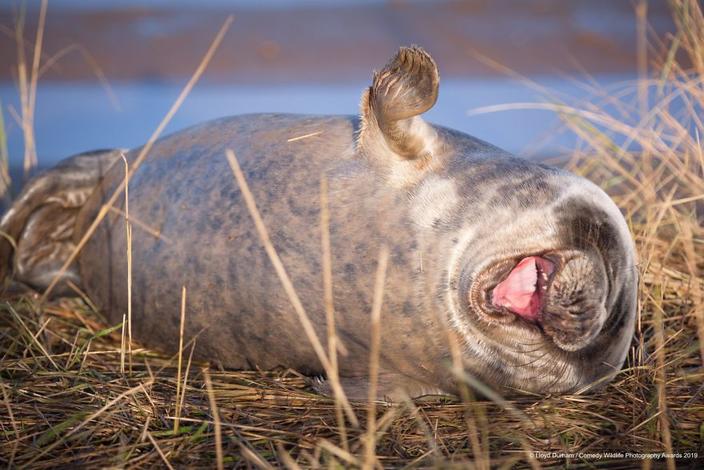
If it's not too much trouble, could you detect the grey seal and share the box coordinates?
[0,47,637,399]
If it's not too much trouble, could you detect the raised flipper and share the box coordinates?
[358,46,443,185]
[0,149,123,296]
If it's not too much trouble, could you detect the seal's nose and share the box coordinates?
[539,250,609,351]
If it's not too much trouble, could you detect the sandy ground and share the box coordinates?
[0,0,677,84]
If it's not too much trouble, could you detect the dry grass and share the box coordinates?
[2,282,701,469]
[1,1,704,468]
[0,98,10,205]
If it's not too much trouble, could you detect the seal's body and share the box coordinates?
[0,48,637,399]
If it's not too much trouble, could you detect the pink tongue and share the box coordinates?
[492,256,542,320]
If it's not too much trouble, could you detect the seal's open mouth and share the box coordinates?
[469,250,612,352]
[470,253,560,324]
[491,256,555,321]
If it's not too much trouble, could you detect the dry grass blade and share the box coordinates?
[146,431,176,470]
[276,443,303,470]
[203,368,224,470]
[1,382,19,466]
[177,340,196,427]
[317,438,361,467]
[320,174,349,451]
[107,206,172,242]
[287,131,322,142]
[225,148,358,427]
[13,0,47,178]
[363,246,389,470]
[652,286,675,470]
[28,0,47,124]
[13,3,30,177]
[174,286,187,433]
[37,43,121,110]
[446,332,490,470]
[121,153,133,373]
[119,312,126,374]
[0,100,10,203]
[636,0,648,119]
[240,444,276,469]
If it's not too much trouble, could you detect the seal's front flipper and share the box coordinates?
[0,149,123,296]
[312,372,444,402]
[359,46,442,183]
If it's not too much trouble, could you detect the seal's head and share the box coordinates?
[453,175,638,393]
[359,46,637,394]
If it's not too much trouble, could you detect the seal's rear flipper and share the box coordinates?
[359,46,442,183]
[0,149,123,296]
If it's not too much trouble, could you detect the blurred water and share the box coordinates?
[0,74,639,176]
[8,0,421,11]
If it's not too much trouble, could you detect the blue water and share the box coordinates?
[0,75,640,173]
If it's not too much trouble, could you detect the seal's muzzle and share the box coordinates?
[472,249,609,352]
